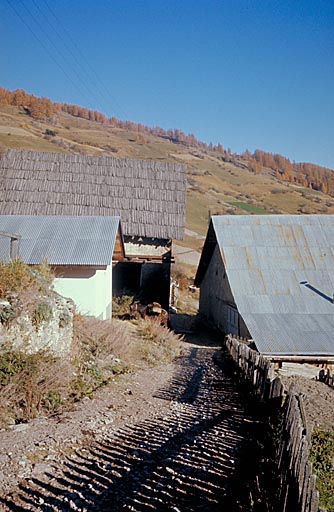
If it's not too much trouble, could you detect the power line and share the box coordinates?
[29,0,112,115]
[42,0,128,119]
[18,0,106,112]
[5,0,94,108]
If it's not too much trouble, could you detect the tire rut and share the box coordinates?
[0,345,268,511]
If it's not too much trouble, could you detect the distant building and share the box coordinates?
[195,215,334,360]
[0,215,124,319]
[0,150,186,308]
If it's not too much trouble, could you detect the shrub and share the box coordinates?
[32,302,53,327]
[309,428,334,510]
[135,319,183,367]
[112,294,134,317]
[0,302,16,324]
[0,346,73,424]
[44,129,57,136]
[172,264,190,291]
[0,260,53,298]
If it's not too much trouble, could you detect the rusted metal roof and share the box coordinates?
[0,149,186,240]
[0,215,121,266]
[199,215,334,356]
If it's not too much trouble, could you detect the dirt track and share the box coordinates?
[0,320,333,511]
[0,330,271,511]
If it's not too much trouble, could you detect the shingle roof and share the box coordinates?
[197,215,334,356]
[0,215,121,266]
[0,149,186,240]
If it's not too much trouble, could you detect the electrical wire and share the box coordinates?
[41,0,128,120]
[7,0,128,120]
[5,0,94,108]
[18,0,105,112]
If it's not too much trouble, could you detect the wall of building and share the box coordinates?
[124,237,171,258]
[54,265,112,320]
[199,244,249,337]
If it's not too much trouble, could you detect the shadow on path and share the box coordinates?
[0,337,271,511]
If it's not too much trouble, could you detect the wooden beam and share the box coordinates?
[0,230,21,239]
[0,231,21,260]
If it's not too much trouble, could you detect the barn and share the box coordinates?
[195,215,334,361]
[0,215,124,319]
[0,149,186,309]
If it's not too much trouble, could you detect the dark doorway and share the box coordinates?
[113,261,170,310]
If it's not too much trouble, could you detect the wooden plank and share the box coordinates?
[301,462,312,511]
[0,230,21,239]
[308,476,319,512]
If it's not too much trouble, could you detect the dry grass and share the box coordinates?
[73,314,183,371]
[0,259,183,427]
[0,260,53,298]
[0,314,182,427]
[171,263,199,315]
[0,347,74,427]
[133,318,183,367]
[175,289,199,315]
[0,260,54,327]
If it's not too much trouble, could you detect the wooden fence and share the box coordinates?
[318,367,334,389]
[225,335,321,512]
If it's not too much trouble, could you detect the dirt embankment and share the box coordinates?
[280,374,334,431]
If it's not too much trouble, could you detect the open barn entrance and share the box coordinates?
[113,261,171,311]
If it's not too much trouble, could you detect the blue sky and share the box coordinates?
[1,0,333,168]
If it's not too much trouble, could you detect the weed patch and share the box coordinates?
[32,302,53,327]
[0,346,73,425]
[112,294,134,317]
[135,319,183,367]
[231,201,269,214]
[309,428,334,510]
[0,260,52,298]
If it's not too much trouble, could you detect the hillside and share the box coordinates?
[1,102,334,257]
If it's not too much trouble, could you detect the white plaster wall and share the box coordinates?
[54,265,113,320]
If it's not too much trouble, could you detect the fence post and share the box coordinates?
[224,335,321,512]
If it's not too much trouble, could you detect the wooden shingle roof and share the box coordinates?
[0,149,186,240]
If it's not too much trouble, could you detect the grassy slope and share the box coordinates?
[1,104,334,242]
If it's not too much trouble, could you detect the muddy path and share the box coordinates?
[0,327,273,511]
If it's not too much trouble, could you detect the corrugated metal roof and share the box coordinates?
[211,215,334,356]
[0,215,120,266]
